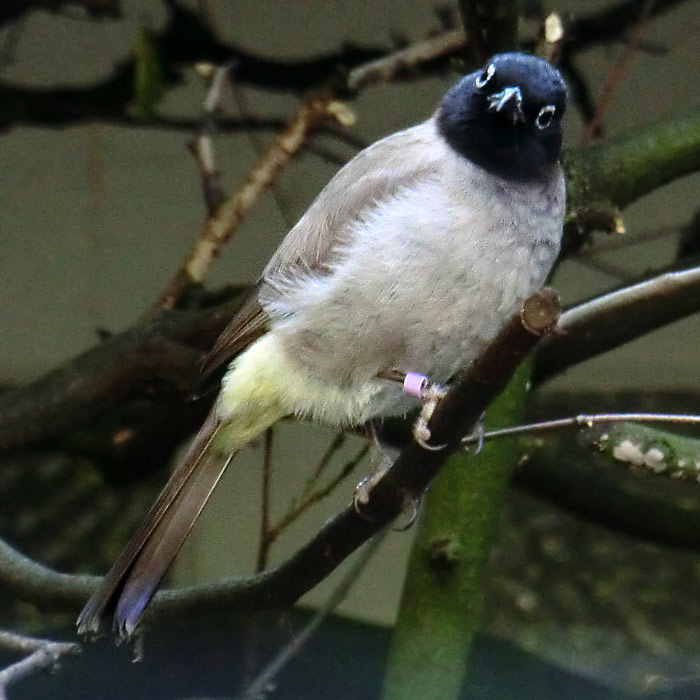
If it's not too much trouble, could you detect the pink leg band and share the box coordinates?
[403,372,428,399]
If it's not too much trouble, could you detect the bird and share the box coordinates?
[77,51,567,640]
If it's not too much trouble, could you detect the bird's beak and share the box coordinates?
[487,86,524,124]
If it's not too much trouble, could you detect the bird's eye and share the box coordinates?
[475,63,496,89]
[535,104,557,130]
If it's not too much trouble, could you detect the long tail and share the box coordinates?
[77,411,235,640]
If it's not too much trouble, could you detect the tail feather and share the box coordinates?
[114,449,235,639]
[77,412,230,638]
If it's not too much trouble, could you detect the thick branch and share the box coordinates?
[534,265,700,383]
[0,297,242,453]
[516,425,700,550]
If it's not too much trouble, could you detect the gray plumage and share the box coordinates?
[261,117,564,418]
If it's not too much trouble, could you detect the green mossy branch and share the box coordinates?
[586,421,700,482]
[565,107,700,232]
[517,423,700,550]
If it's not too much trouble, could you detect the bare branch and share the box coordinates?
[1,0,692,132]
[0,631,79,700]
[345,29,465,93]
[267,442,369,546]
[534,265,700,383]
[152,28,471,312]
[0,297,242,454]
[152,89,352,312]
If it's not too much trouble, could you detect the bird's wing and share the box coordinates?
[201,119,443,378]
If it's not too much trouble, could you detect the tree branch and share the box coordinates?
[152,28,470,311]
[2,0,692,131]
[515,425,700,550]
[565,107,700,235]
[2,100,699,460]
[534,265,700,383]
[0,297,243,454]
[0,630,79,699]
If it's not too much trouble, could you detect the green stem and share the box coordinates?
[380,365,530,700]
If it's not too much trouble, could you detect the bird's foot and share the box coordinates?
[461,412,486,454]
[354,474,423,530]
[392,492,422,531]
[402,372,448,450]
[353,441,394,515]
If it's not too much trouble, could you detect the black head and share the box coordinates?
[437,52,567,182]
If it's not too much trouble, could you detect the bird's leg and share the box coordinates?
[388,370,448,450]
[354,421,395,510]
[354,422,422,529]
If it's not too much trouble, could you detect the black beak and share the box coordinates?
[487,86,524,124]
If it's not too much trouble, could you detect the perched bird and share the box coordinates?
[78,52,567,640]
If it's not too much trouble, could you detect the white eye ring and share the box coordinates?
[475,63,496,88]
[535,104,557,130]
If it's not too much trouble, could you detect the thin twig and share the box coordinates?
[151,28,469,313]
[579,0,656,145]
[238,532,386,700]
[151,88,352,313]
[187,62,232,215]
[0,631,78,700]
[267,443,370,547]
[303,432,347,495]
[463,412,700,445]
